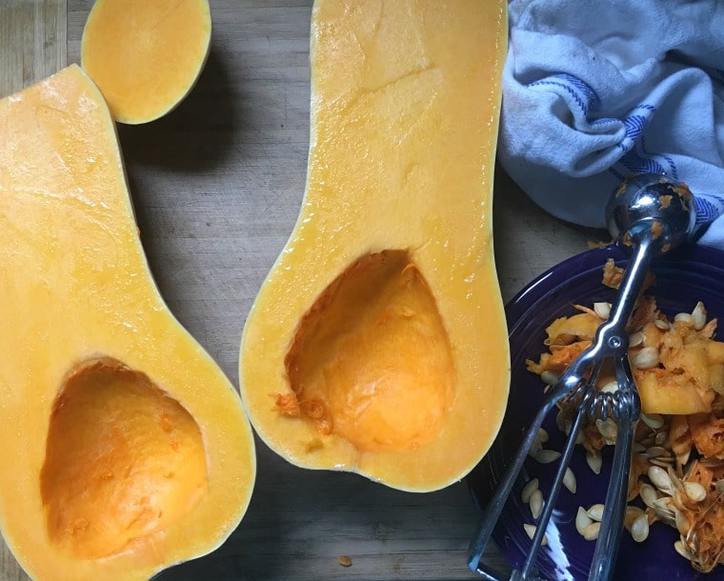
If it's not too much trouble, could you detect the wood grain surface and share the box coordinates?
[1,1,598,579]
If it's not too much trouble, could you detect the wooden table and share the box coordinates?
[0,2,598,579]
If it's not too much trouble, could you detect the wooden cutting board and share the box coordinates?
[0,1,593,579]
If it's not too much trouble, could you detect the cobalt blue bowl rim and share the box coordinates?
[467,243,724,581]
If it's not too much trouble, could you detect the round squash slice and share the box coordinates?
[240,0,510,492]
[81,0,211,124]
[0,65,255,580]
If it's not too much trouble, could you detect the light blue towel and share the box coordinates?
[499,0,724,247]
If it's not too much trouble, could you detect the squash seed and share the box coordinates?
[596,418,618,441]
[523,524,548,545]
[674,312,693,325]
[683,481,706,502]
[541,371,559,385]
[652,496,673,513]
[654,319,670,331]
[624,506,644,531]
[641,413,665,429]
[648,466,673,494]
[646,446,670,459]
[537,428,549,444]
[632,346,659,369]
[692,301,707,331]
[593,302,611,320]
[587,504,604,522]
[630,513,649,542]
[586,450,602,475]
[651,498,676,526]
[640,483,659,508]
[582,522,601,541]
[530,489,544,519]
[629,331,644,347]
[674,508,690,535]
[534,449,561,464]
[600,381,618,394]
[676,449,691,467]
[337,556,353,568]
[674,539,691,559]
[528,439,542,457]
[521,478,539,504]
[563,467,577,494]
[576,506,592,535]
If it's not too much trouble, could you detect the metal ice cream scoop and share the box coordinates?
[468,174,696,581]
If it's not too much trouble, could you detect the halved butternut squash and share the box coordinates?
[0,65,255,580]
[240,0,509,492]
[81,0,211,124]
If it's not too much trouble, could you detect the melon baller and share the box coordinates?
[467,174,697,581]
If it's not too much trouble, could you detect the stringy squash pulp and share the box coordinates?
[240,0,509,492]
[0,65,255,580]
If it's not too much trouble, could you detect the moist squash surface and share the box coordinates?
[0,65,255,580]
[240,0,509,492]
[81,0,211,124]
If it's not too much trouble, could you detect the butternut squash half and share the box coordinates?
[81,0,211,124]
[0,65,255,580]
[240,0,509,492]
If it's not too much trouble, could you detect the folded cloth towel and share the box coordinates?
[499,0,724,247]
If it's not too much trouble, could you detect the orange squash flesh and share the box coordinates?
[81,0,211,124]
[0,65,255,580]
[240,0,509,492]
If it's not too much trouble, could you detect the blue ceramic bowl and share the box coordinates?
[468,244,724,581]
